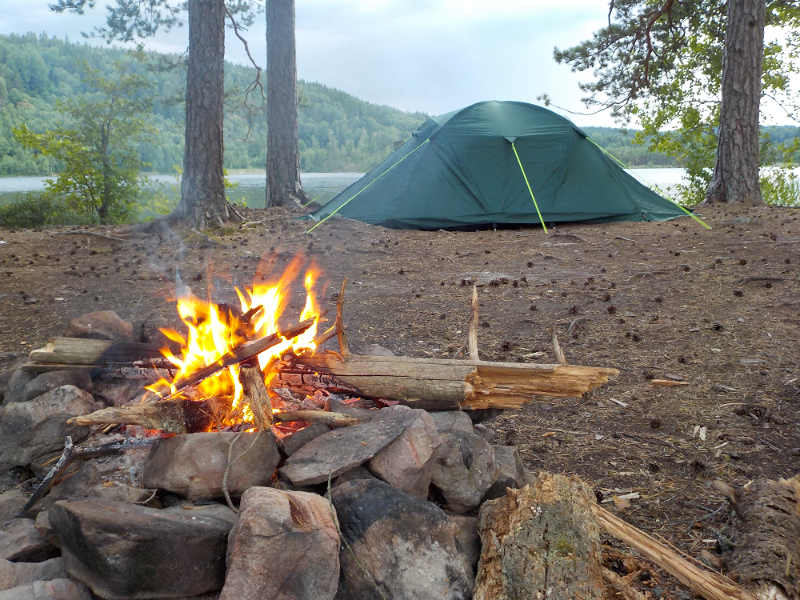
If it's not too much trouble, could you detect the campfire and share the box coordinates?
[2,254,780,600]
[143,254,325,435]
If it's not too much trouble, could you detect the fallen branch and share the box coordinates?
[17,436,157,518]
[285,354,617,411]
[590,503,757,600]
[601,567,647,600]
[650,379,690,387]
[336,279,351,358]
[468,285,479,361]
[273,410,362,428]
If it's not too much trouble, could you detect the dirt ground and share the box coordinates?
[1,202,799,596]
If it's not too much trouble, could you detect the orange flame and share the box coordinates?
[147,256,322,428]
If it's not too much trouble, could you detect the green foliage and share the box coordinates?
[0,191,90,227]
[761,168,800,207]
[13,54,155,223]
[554,0,800,201]
[0,33,428,178]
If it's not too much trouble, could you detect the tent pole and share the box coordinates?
[511,141,548,234]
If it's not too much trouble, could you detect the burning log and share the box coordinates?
[283,354,618,411]
[156,317,316,399]
[68,398,220,434]
[238,365,273,428]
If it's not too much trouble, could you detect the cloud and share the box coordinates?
[0,0,617,125]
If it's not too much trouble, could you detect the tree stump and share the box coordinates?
[474,472,604,600]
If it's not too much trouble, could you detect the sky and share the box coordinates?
[0,0,623,125]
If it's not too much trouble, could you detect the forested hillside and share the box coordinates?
[0,33,427,176]
[1,33,796,176]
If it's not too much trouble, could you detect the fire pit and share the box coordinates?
[2,254,767,600]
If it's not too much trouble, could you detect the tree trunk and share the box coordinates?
[266,0,308,208]
[99,128,111,224]
[176,0,233,228]
[704,0,765,206]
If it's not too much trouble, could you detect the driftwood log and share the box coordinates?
[285,354,618,411]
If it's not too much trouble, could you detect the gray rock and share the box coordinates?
[331,480,473,600]
[0,578,92,600]
[63,311,133,342]
[34,513,57,548]
[332,466,377,488]
[522,468,538,487]
[449,515,480,573]
[0,558,66,591]
[368,410,440,498]
[219,487,339,600]
[142,431,280,501]
[431,430,499,514]
[22,372,92,404]
[278,422,331,457]
[0,491,27,524]
[49,499,236,599]
[90,378,145,407]
[2,371,35,406]
[472,424,497,444]
[429,411,474,435]
[482,445,525,501]
[280,406,421,486]
[0,519,58,562]
[0,386,97,471]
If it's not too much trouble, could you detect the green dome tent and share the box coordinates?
[307,101,690,230]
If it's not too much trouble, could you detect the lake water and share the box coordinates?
[0,168,689,211]
[0,172,364,211]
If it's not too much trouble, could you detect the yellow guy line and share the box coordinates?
[305,139,430,233]
[511,141,547,234]
[587,137,711,230]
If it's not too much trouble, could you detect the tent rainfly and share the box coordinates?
[307,101,692,231]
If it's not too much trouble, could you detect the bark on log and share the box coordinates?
[285,354,618,410]
[67,399,219,434]
[590,503,758,600]
[725,475,800,600]
[29,338,165,366]
[474,473,604,600]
